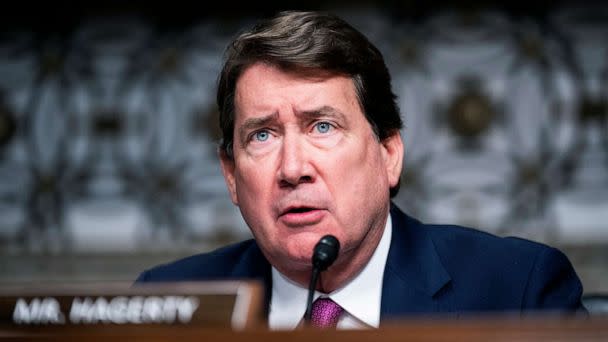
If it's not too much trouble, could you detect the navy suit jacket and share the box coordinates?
[136,204,585,321]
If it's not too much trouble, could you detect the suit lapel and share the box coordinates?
[381,205,452,320]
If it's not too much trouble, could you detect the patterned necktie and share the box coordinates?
[310,297,343,328]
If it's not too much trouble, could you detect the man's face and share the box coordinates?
[220,63,403,276]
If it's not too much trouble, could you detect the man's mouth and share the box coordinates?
[279,206,326,226]
[284,206,316,214]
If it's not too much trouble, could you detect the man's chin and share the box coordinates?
[269,256,313,284]
[285,252,314,269]
[266,234,331,270]
[270,250,314,273]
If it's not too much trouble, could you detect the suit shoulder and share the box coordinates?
[390,205,553,264]
[425,223,552,258]
[390,207,583,311]
[424,223,583,311]
[135,239,259,282]
[420,222,571,288]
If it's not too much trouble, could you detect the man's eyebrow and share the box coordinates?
[238,112,279,145]
[295,106,347,121]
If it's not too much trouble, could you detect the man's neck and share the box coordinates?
[317,224,386,292]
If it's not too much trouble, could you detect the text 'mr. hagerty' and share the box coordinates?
[12,296,200,325]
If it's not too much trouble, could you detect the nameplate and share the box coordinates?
[0,281,263,331]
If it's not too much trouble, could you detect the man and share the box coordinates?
[136,10,585,329]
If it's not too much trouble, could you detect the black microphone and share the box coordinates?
[304,235,340,324]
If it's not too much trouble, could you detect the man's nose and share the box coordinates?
[277,133,315,187]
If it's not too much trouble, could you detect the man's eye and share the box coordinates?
[253,130,270,142]
[315,122,332,134]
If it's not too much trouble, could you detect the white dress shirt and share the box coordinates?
[268,214,392,330]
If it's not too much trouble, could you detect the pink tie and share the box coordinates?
[310,298,343,328]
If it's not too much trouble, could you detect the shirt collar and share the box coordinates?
[269,214,393,329]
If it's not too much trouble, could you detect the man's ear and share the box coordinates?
[219,149,239,205]
[381,131,404,189]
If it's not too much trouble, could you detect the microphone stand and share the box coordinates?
[304,267,320,323]
[303,235,340,325]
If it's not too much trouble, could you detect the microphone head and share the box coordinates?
[312,235,340,271]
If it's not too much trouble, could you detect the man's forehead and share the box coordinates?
[233,63,360,122]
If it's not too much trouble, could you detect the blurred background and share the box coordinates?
[0,0,606,298]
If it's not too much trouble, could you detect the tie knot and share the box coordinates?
[310,297,343,328]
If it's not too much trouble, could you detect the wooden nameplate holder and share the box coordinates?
[0,280,264,336]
